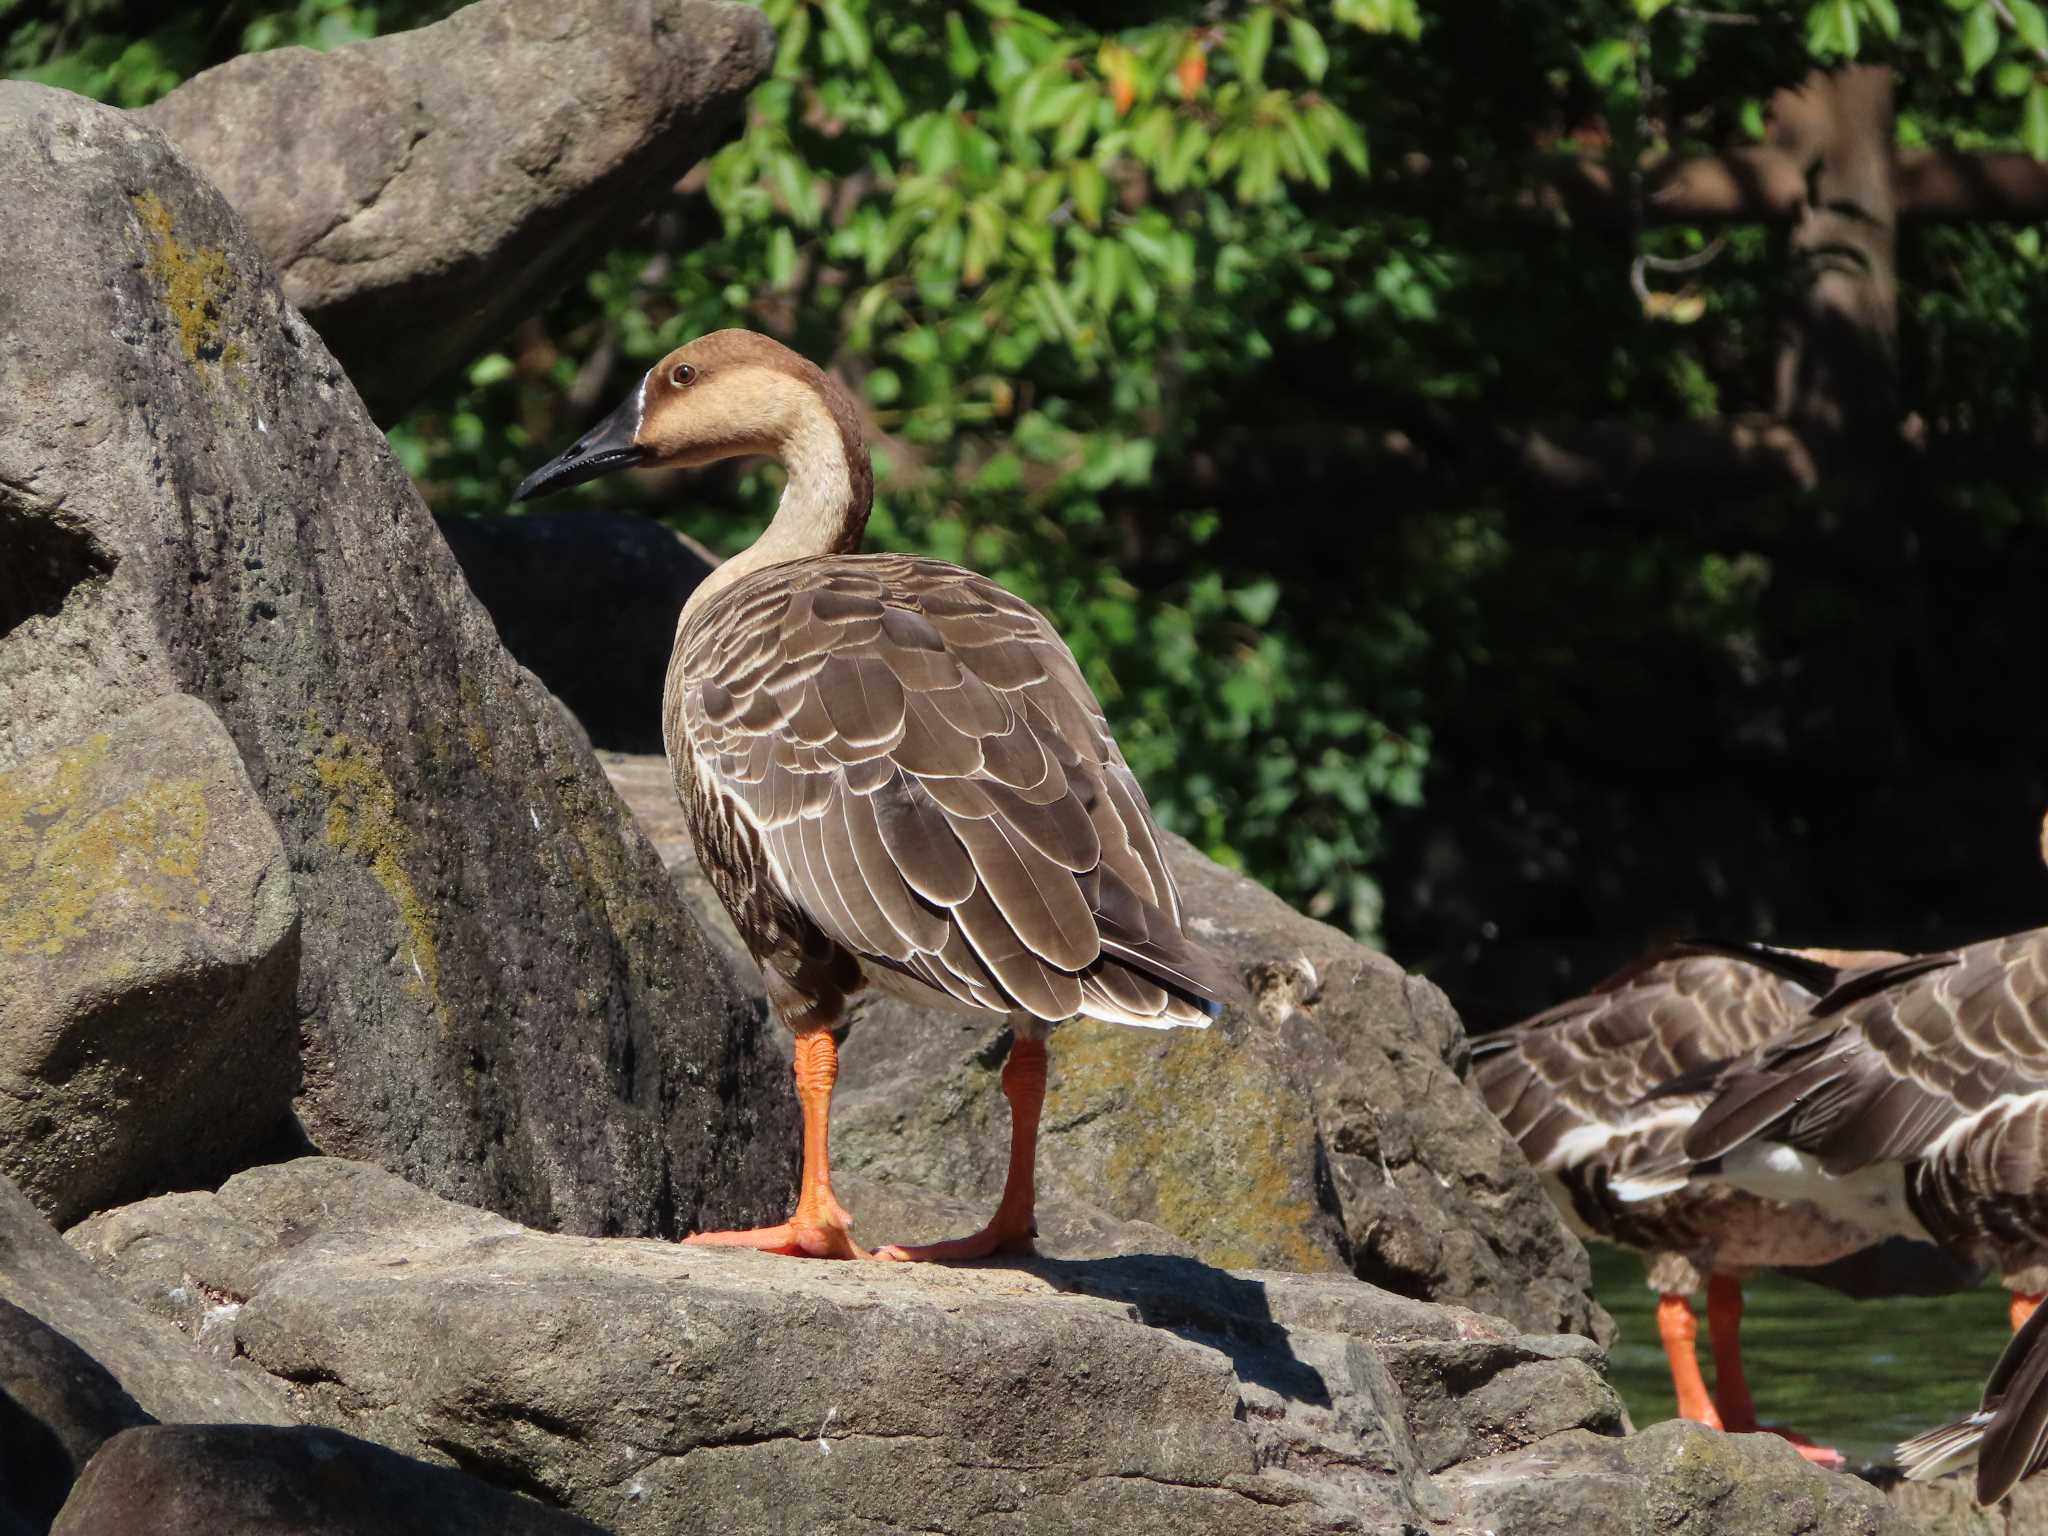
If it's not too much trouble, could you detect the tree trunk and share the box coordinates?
[1768,68,1901,458]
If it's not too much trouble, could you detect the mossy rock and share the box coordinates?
[0,694,298,1227]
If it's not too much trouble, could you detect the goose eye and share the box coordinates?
[670,363,697,387]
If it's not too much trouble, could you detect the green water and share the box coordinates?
[1589,1245,2013,1466]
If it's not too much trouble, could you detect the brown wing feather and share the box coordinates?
[673,554,1241,1025]
[1474,950,1823,1172]
[1687,931,2048,1172]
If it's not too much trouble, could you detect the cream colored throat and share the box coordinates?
[684,369,867,615]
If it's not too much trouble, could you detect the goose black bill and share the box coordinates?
[512,391,648,500]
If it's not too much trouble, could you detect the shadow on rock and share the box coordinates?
[1032,1253,1335,1408]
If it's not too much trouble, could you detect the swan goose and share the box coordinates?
[513,329,1243,1260]
[1477,944,1902,1465]
[1681,921,2048,1334]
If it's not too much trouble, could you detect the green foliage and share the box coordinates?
[12,0,2048,946]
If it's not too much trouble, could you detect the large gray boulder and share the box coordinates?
[0,1173,290,1427]
[67,1158,1550,1532]
[602,751,1608,1342]
[140,0,773,422]
[66,1157,1907,1536]
[51,1425,609,1536]
[0,694,298,1227]
[0,85,794,1240]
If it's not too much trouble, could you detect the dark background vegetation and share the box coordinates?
[11,0,2048,1025]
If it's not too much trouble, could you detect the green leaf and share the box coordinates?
[1581,37,1634,89]
[1235,6,1275,88]
[766,225,798,288]
[773,4,811,72]
[1864,0,1902,40]
[1997,58,2037,94]
[1070,160,1108,226]
[466,353,514,387]
[1232,578,1281,626]
[863,366,902,405]
[2014,0,2048,55]
[1160,120,1210,189]
[2026,80,2048,159]
[1806,0,1859,57]
[944,11,979,78]
[1961,2,1999,76]
[816,0,871,69]
[1287,16,1329,83]
[1089,236,1123,313]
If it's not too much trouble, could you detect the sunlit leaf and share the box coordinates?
[1960,1,1999,75]
[1286,16,1329,83]
[2025,79,2048,159]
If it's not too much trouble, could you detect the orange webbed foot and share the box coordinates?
[874,1221,1036,1264]
[1745,1428,1845,1470]
[682,1225,871,1260]
[683,1208,870,1260]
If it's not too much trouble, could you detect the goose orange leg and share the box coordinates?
[684,1030,868,1260]
[1706,1274,1844,1468]
[2011,1292,2044,1331]
[877,1034,1046,1263]
[1657,1292,1723,1430]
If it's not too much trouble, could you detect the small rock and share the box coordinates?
[49,1424,609,1536]
[0,1172,291,1428]
[0,694,298,1227]
[0,1299,153,1536]
[1441,1420,1914,1535]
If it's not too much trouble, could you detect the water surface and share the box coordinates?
[1589,1244,2012,1467]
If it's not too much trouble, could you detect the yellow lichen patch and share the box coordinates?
[131,191,237,369]
[0,733,212,958]
[308,731,447,1028]
[1045,1019,1335,1274]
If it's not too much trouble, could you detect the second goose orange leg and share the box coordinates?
[684,1030,868,1260]
[1657,1292,1722,1429]
[877,1034,1046,1263]
[1706,1274,1844,1468]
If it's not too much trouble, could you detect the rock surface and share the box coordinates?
[0,694,299,1227]
[1441,1420,1910,1535]
[0,1299,153,1536]
[602,750,1608,1342]
[64,1157,1914,1535]
[50,1424,609,1536]
[0,85,793,1240]
[437,509,716,753]
[0,1173,290,1428]
[140,0,772,422]
[1881,1475,2048,1534]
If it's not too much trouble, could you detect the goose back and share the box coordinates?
[664,553,1242,1029]
[1685,929,2048,1273]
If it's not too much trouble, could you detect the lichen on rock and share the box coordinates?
[304,725,444,1026]
[130,191,239,371]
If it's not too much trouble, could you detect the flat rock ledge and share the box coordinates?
[60,1157,1906,1535]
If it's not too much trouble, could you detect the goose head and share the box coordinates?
[512,329,869,505]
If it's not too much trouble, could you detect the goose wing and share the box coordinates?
[1476,950,1817,1184]
[671,554,1241,1025]
[1687,931,2048,1170]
